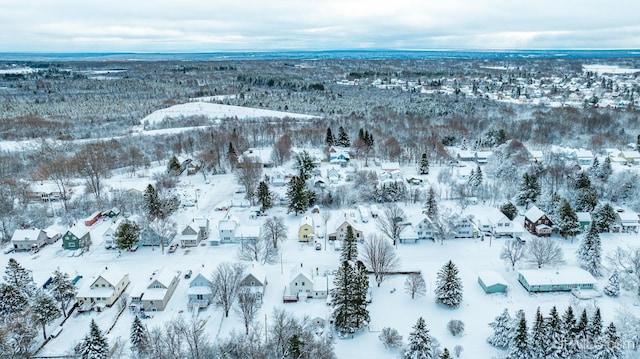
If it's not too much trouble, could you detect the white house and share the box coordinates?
[76,264,130,308]
[615,210,639,233]
[11,228,47,251]
[287,264,328,300]
[271,169,286,187]
[219,217,240,243]
[187,266,213,310]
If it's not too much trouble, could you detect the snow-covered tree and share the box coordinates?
[405,273,427,299]
[32,291,61,340]
[468,165,483,192]
[211,262,245,317]
[596,322,622,359]
[325,127,335,147]
[0,283,28,316]
[439,348,451,359]
[376,203,406,246]
[114,219,141,251]
[130,315,149,357]
[525,237,566,269]
[587,308,603,356]
[379,327,403,350]
[294,150,316,181]
[592,203,617,233]
[49,269,77,315]
[236,236,278,265]
[500,239,525,268]
[561,306,578,358]
[256,180,272,212]
[286,175,314,215]
[262,216,288,249]
[419,153,429,175]
[77,319,109,359]
[341,225,358,262]
[487,308,512,349]
[167,155,181,175]
[332,261,355,335]
[545,306,564,358]
[608,246,640,296]
[508,313,531,359]
[603,271,620,297]
[360,234,400,287]
[515,172,540,209]
[143,184,160,220]
[577,224,603,277]
[500,202,518,221]
[424,187,438,220]
[235,155,263,202]
[336,126,350,147]
[234,288,259,335]
[434,260,463,308]
[404,317,435,359]
[574,309,590,355]
[4,258,34,295]
[614,309,640,356]
[529,307,547,358]
[556,199,581,240]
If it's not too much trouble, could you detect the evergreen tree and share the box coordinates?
[295,150,316,181]
[500,202,518,221]
[515,173,540,209]
[404,317,435,359]
[574,309,590,355]
[468,165,483,191]
[419,153,430,175]
[227,142,238,168]
[597,322,622,359]
[508,313,531,359]
[593,203,617,233]
[4,258,34,295]
[587,308,603,355]
[439,348,451,359]
[130,315,149,357]
[286,176,310,215]
[78,319,109,359]
[33,291,61,340]
[114,220,141,251]
[352,261,371,330]
[424,187,438,220]
[545,306,564,358]
[561,306,578,358]
[589,157,600,177]
[50,269,77,315]
[143,184,160,220]
[604,271,620,297]
[256,180,272,212]
[577,225,603,277]
[0,283,28,316]
[167,155,181,175]
[332,261,355,335]
[337,126,350,147]
[530,307,547,358]
[434,260,463,308]
[557,199,581,240]
[286,333,302,359]
[597,156,612,181]
[325,127,335,147]
[487,308,512,349]
[341,225,357,262]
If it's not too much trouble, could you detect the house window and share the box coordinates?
[301,281,305,286]
[196,294,203,300]
[150,301,154,305]
[250,281,255,286]
[102,284,105,287]
[69,243,76,248]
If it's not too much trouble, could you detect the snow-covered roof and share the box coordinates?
[11,228,43,242]
[97,264,127,287]
[194,217,208,228]
[187,286,211,295]
[236,225,261,238]
[575,149,593,158]
[524,205,545,222]
[477,270,507,287]
[617,211,639,225]
[380,162,400,171]
[68,225,90,238]
[290,265,313,282]
[151,267,177,288]
[485,209,508,226]
[518,267,596,286]
[576,212,592,222]
[219,218,238,231]
[299,215,313,228]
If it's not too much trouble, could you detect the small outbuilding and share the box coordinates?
[477,270,508,294]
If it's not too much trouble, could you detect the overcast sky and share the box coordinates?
[1,0,639,52]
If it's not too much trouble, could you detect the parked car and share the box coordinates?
[168,244,178,253]
[184,269,192,279]
[130,245,139,252]
[315,242,322,250]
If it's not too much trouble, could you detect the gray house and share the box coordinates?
[187,268,213,310]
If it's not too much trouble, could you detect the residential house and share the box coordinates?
[286,264,328,300]
[76,265,129,308]
[328,221,362,242]
[475,151,493,164]
[298,215,314,242]
[524,205,553,237]
[271,169,286,187]
[241,266,267,302]
[575,149,594,165]
[529,150,544,163]
[187,266,213,310]
[62,226,91,250]
[130,268,179,311]
[29,181,65,202]
[615,210,639,233]
[453,215,480,238]
[483,209,523,237]
[576,212,592,232]
[618,150,640,164]
[11,228,47,251]
[180,218,209,247]
[44,228,61,244]
[102,207,120,219]
[139,226,173,247]
[457,150,475,162]
[477,270,508,294]
[329,151,350,166]
[414,214,437,240]
[518,267,596,292]
[103,225,117,249]
[326,167,341,184]
[218,217,239,243]
[84,211,102,226]
[399,224,419,244]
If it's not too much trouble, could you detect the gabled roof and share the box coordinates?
[194,217,208,228]
[11,228,44,242]
[68,225,90,238]
[95,264,127,287]
[576,212,592,222]
[290,265,313,283]
[478,270,507,287]
[486,209,509,226]
[150,267,177,289]
[219,218,238,231]
[299,215,313,228]
[524,205,546,222]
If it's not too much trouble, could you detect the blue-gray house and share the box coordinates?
[187,268,213,310]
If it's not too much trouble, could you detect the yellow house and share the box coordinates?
[298,215,314,242]
[76,264,130,308]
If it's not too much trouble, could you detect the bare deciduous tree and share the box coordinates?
[235,156,263,203]
[608,246,640,296]
[211,262,245,317]
[73,142,113,202]
[234,288,260,335]
[237,238,279,265]
[525,237,566,269]
[500,239,526,268]
[173,317,213,359]
[404,273,427,299]
[360,234,400,287]
[148,217,177,255]
[376,203,406,246]
[262,216,288,248]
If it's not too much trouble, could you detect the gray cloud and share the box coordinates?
[1,0,638,51]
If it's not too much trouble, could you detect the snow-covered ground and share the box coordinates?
[3,156,640,358]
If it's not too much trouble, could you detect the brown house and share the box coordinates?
[524,205,553,237]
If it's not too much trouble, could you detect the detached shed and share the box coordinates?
[517,267,596,293]
[477,270,508,294]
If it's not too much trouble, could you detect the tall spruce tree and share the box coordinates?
[33,291,61,340]
[167,155,181,175]
[597,322,622,359]
[286,175,309,215]
[487,308,512,349]
[332,260,355,335]
[0,283,28,316]
[561,306,578,358]
[419,153,430,175]
[593,203,617,233]
[587,308,603,356]
[434,260,463,308]
[78,319,109,359]
[530,307,547,358]
[577,224,603,277]
[352,261,371,330]
[130,315,149,357]
[341,225,357,262]
[337,126,350,147]
[557,199,581,240]
[516,173,540,209]
[425,187,438,220]
[50,269,77,315]
[508,313,531,359]
[574,309,590,355]
[325,127,335,147]
[4,258,34,295]
[545,306,564,358]
[500,202,518,221]
[143,184,160,220]
[404,317,435,359]
[256,180,272,212]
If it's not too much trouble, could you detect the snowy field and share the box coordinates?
[2,156,640,358]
